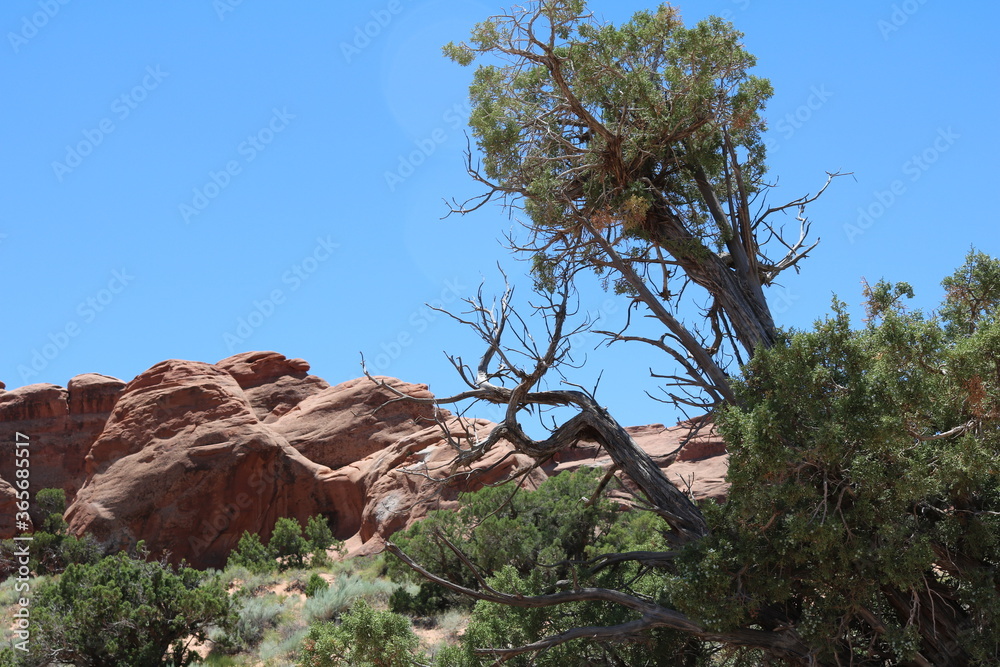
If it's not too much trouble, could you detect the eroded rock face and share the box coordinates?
[2,352,730,567]
[271,376,440,470]
[216,351,330,422]
[66,359,337,569]
[0,375,125,504]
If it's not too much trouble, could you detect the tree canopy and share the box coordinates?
[445,0,840,410]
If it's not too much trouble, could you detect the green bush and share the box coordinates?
[27,546,233,666]
[305,572,329,598]
[298,599,423,667]
[212,594,285,654]
[34,488,68,535]
[388,467,621,591]
[269,518,311,571]
[226,530,274,574]
[389,581,448,617]
[306,515,335,552]
[59,533,103,567]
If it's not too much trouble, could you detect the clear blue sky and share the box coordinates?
[2,0,997,427]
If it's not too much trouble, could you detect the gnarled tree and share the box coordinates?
[373,2,999,665]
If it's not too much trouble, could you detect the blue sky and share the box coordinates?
[1,0,997,428]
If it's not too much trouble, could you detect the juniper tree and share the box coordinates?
[375,2,999,664]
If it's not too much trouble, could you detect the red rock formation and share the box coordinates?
[0,374,124,503]
[65,359,336,569]
[0,352,729,567]
[271,376,440,469]
[216,351,330,422]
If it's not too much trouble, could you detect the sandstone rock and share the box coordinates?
[65,360,341,568]
[216,351,329,422]
[2,352,729,565]
[0,376,124,509]
[271,376,439,470]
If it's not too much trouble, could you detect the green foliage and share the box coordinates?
[306,515,335,552]
[34,488,67,535]
[389,467,621,592]
[269,517,312,571]
[227,530,275,574]
[389,581,449,617]
[940,248,1000,338]
[305,572,329,598]
[27,549,233,666]
[391,468,695,663]
[688,255,1000,662]
[298,599,423,667]
[59,533,103,568]
[445,1,772,285]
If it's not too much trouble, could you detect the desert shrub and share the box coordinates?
[269,518,311,571]
[27,545,233,666]
[389,467,620,591]
[212,593,286,654]
[305,515,335,553]
[298,599,422,667]
[389,581,448,617]
[34,488,67,535]
[59,533,103,567]
[226,530,274,574]
[303,574,396,623]
[305,572,329,597]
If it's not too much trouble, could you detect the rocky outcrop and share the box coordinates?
[0,374,125,502]
[216,351,330,422]
[271,376,439,469]
[0,352,729,568]
[65,359,336,569]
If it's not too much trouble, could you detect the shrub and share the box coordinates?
[303,574,395,623]
[269,518,311,571]
[212,594,285,654]
[298,599,423,667]
[59,533,103,567]
[305,572,329,598]
[306,515,335,553]
[389,467,620,590]
[27,547,233,666]
[389,581,448,617]
[226,530,274,574]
